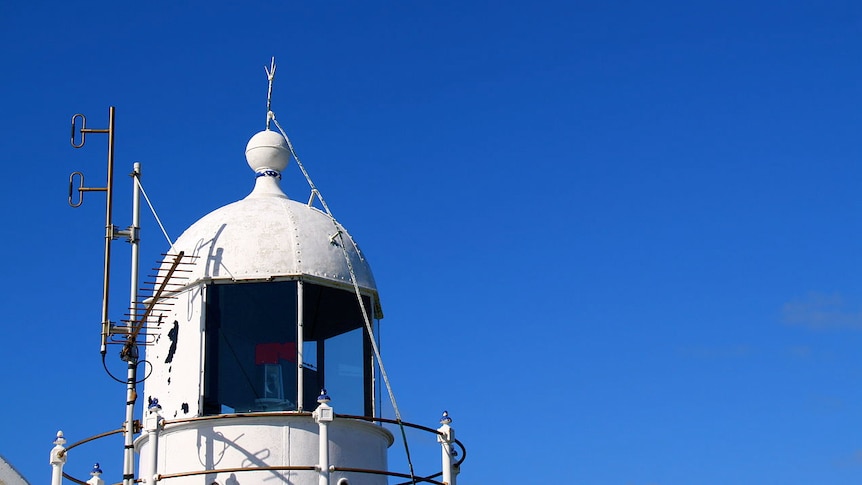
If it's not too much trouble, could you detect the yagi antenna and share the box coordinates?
[265,56,276,130]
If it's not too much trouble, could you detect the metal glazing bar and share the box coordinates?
[297,280,304,411]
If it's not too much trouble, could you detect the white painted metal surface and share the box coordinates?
[48,432,66,485]
[245,130,290,173]
[134,413,393,485]
[314,396,334,485]
[144,286,204,419]
[1,454,30,485]
[438,413,457,485]
[164,130,378,297]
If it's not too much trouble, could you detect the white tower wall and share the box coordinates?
[146,286,206,418]
[136,415,392,485]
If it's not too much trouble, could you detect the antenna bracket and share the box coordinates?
[115,226,140,244]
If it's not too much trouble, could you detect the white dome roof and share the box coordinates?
[167,130,377,298]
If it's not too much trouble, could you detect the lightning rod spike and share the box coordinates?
[265,56,276,130]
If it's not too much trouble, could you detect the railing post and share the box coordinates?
[49,431,67,485]
[86,464,105,485]
[437,411,457,485]
[145,398,164,485]
[313,390,334,485]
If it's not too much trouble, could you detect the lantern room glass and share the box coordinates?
[203,280,375,416]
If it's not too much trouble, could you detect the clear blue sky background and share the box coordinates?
[2,1,862,484]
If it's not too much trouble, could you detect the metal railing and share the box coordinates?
[51,411,465,485]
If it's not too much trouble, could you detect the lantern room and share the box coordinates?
[203,279,376,415]
[142,129,383,420]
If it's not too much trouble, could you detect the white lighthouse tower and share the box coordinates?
[54,66,463,485]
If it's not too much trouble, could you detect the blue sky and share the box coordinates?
[2,1,862,484]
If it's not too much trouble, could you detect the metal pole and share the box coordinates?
[122,356,138,485]
[99,107,116,354]
[123,162,142,485]
[129,163,141,329]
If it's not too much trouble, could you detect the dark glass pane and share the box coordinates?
[204,281,298,413]
[301,285,373,414]
[324,327,364,414]
[203,280,375,416]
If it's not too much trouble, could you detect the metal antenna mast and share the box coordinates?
[69,107,120,355]
[69,107,142,485]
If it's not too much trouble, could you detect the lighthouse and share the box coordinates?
[134,127,392,485]
[54,81,464,485]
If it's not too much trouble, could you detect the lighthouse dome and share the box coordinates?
[167,129,377,295]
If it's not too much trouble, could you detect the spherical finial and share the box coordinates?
[91,463,103,476]
[440,410,452,425]
[245,130,290,175]
[317,389,331,403]
[54,430,66,445]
